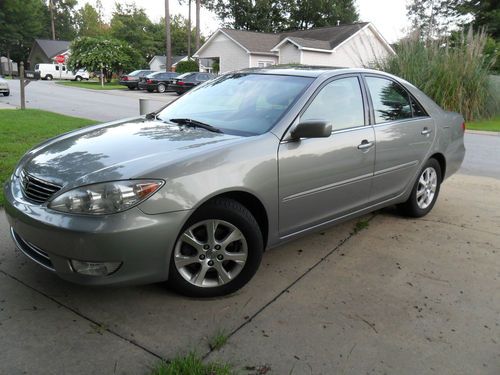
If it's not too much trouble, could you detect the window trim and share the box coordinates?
[361,74,430,126]
[296,73,369,134]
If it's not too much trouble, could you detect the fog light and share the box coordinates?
[70,260,122,276]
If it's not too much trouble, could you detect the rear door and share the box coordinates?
[278,75,375,236]
[363,75,435,203]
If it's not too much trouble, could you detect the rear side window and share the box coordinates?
[365,76,412,123]
[410,96,428,117]
[301,76,365,131]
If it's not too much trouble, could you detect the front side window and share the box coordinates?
[300,77,365,131]
[365,76,412,123]
[158,73,313,136]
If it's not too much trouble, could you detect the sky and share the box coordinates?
[77,0,412,43]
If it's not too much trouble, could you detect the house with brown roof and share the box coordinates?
[28,39,71,68]
[194,23,395,73]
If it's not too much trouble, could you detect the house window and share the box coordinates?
[258,61,274,68]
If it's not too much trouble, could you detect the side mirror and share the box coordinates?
[290,120,332,140]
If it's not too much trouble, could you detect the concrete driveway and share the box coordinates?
[0,100,499,373]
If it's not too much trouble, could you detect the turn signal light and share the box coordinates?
[462,122,466,132]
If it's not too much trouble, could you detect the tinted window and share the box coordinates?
[366,76,412,123]
[301,77,365,131]
[411,96,428,117]
[158,73,313,136]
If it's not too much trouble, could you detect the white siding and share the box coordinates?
[149,58,165,71]
[196,33,249,73]
[249,54,278,67]
[300,26,393,68]
[279,42,301,64]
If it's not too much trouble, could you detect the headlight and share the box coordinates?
[48,180,163,215]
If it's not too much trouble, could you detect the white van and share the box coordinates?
[34,64,90,81]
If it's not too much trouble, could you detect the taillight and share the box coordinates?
[146,79,153,84]
[462,122,466,132]
[177,81,184,86]
[122,76,128,81]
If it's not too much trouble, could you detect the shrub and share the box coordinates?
[176,59,199,74]
[373,29,497,121]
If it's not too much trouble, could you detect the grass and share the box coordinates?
[208,330,229,351]
[56,79,125,90]
[353,218,370,234]
[151,352,233,375]
[0,109,97,206]
[373,29,496,121]
[467,116,500,132]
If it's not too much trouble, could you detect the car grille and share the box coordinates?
[10,228,55,271]
[20,170,62,204]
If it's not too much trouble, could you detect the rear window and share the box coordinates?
[128,70,142,76]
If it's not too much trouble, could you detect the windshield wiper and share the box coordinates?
[169,118,223,133]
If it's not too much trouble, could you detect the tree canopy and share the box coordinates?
[205,0,359,32]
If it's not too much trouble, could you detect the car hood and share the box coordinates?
[22,118,242,188]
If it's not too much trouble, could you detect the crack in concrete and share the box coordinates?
[0,269,166,363]
[202,213,378,360]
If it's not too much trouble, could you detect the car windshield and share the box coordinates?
[175,73,195,79]
[157,73,313,136]
[128,70,142,76]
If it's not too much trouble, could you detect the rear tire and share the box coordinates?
[75,76,82,81]
[176,91,183,95]
[128,86,135,90]
[45,75,53,81]
[398,158,441,218]
[168,198,263,297]
[3,92,8,96]
[157,83,166,93]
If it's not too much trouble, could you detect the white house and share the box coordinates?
[194,22,395,73]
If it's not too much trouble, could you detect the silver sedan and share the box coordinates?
[4,67,465,297]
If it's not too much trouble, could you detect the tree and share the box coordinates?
[458,0,500,39]
[109,4,159,65]
[67,36,140,83]
[75,1,107,37]
[46,0,78,40]
[175,59,198,73]
[0,0,48,65]
[205,0,359,32]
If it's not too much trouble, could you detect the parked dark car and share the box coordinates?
[119,70,156,90]
[139,72,179,93]
[169,72,216,95]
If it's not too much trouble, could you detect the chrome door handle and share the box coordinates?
[357,140,374,150]
[421,127,432,135]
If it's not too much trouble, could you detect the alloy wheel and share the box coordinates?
[174,219,248,288]
[416,167,438,209]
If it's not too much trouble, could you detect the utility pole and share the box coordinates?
[195,0,200,51]
[20,62,26,110]
[165,0,172,71]
[187,0,192,58]
[49,0,56,40]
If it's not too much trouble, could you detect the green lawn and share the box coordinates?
[56,79,126,90]
[0,109,97,206]
[467,116,500,132]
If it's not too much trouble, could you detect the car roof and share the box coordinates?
[236,66,396,79]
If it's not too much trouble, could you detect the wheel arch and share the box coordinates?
[429,152,446,181]
[195,190,269,248]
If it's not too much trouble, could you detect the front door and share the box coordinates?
[278,76,375,237]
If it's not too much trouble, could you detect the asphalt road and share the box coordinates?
[0,79,177,122]
[461,132,500,179]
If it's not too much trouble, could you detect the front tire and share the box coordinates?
[398,158,441,218]
[75,75,82,81]
[3,92,8,96]
[168,198,263,297]
[45,74,53,81]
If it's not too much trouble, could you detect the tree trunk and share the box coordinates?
[187,0,192,58]
[49,0,56,40]
[195,0,200,51]
[165,0,172,71]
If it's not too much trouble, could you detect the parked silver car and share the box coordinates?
[4,67,465,297]
[0,75,10,96]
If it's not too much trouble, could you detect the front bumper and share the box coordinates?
[0,87,9,93]
[4,175,191,286]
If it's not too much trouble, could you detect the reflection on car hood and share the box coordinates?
[22,118,241,187]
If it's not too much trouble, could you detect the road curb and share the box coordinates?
[466,129,500,136]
